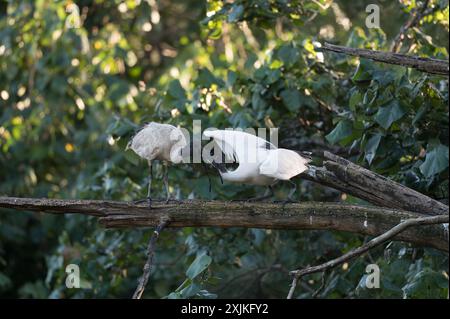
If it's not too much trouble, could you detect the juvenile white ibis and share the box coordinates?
[127,122,187,207]
[203,129,310,202]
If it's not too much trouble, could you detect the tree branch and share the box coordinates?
[391,0,437,52]
[132,219,169,299]
[286,214,449,299]
[320,42,449,75]
[0,197,448,251]
[302,151,449,216]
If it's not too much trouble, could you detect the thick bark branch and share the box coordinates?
[321,42,449,76]
[302,152,449,216]
[0,197,448,251]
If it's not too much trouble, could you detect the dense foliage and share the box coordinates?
[0,0,448,298]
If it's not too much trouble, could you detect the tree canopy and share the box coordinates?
[0,0,448,298]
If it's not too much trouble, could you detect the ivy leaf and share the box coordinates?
[280,89,302,112]
[123,149,140,166]
[227,70,237,87]
[108,81,131,101]
[252,90,267,111]
[265,69,281,84]
[365,133,382,165]
[403,268,449,298]
[0,272,12,290]
[227,4,244,22]
[276,44,299,66]
[186,253,212,280]
[167,80,188,111]
[167,80,186,100]
[197,68,225,87]
[374,100,406,129]
[419,143,449,178]
[412,105,429,125]
[326,120,353,144]
[352,60,373,82]
[166,292,182,299]
[179,282,201,298]
[349,91,362,111]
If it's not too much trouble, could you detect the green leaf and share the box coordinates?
[124,149,140,166]
[167,80,187,111]
[349,91,362,111]
[197,68,224,87]
[0,272,12,291]
[276,45,299,66]
[280,89,302,112]
[174,278,192,292]
[227,71,237,87]
[352,60,373,82]
[167,292,182,299]
[227,4,244,22]
[412,105,429,125]
[326,120,353,144]
[374,100,406,129]
[186,253,212,280]
[250,229,265,247]
[251,85,268,111]
[419,143,449,178]
[365,134,382,165]
[265,69,281,84]
[197,290,218,299]
[403,268,448,298]
[167,80,186,100]
[108,81,131,101]
[179,282,201,298]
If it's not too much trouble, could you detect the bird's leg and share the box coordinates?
[245,185,274,202]
[211,160,224,184]
[147,160,153,208]
[134,160,153,208]
[202,162,212,194]
[163,162,170,204]
[287,180,297,201]
[230,185,275,202]
[282,180,297,209]
[162,163,180,204]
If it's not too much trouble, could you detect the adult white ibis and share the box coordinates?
[203,129,310,202]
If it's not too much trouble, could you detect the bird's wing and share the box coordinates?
[203,130,237,162]
[203,130,275,163]
[259,149,310,180]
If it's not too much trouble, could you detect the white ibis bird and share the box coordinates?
[127,122,187,207]
[203,129,310,202]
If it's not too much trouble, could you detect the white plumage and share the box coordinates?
[127,122,187,206]
[259,148,310,180]
[127,122,187,164]
[203,129,310,200]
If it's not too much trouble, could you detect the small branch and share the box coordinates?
[132,219,169,299]
[312,271,328,298]
[391,0,435,52]
[320,42,449,76]
[286,214,449,299]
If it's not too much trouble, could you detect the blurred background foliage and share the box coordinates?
[0,0,448,298]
